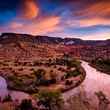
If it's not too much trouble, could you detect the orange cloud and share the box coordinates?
[79,18,110,27]
[66,17,110,28]
[28,16,61,35]
[8,16,61,35]
[20,0,39,19]
[76,2,110,18]
[72,1,110,27]
[36,17,60,31]
[67,2,110,28]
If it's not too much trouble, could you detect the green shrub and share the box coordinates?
[3,94,12,102]
[38,90,63,110]
[66,59,81,68]
[19,99,34,110]
[65,69,81,79]
[33,69,46,85]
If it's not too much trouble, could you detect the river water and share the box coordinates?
[0,76,30,102]
[63,61,110,109]
[0,76,8,100]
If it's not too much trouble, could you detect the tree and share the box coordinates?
[19,99,34,110]
[49,70,57,83]
[38,91,63,110]
[33,69,46,85]
[3,94,12,102]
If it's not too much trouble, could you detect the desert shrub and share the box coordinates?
[3,63,9,66]
[92,59,110,73]
[65,80,72,85]
[18,68,23,71]
[30,68,34,71]
[33,69,46,85]
[66,59,81,68]
[65,69,81,79]
[38,90,63,110]
[49,70,57,83]
[33,61,42,66]
[33,69,57,86]
[9,67,12,70]
[3,94,12,102]
[18,99,34,110]
[7,75,24,89]
[55,57,80,68]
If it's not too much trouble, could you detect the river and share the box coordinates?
[0,76,30,102]
[63,61,110,109]
[0,61,110,107]
[0,76,8,100]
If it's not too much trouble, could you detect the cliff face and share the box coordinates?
[0,33,109,45]
[0,33,109,61]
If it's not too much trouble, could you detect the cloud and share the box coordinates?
[81,32,110,40]
[65,1,110,28]
[26,16,61,35]
[79,18,110,27]
[65,18,110,29]
[20,0,39,19]
[10,22,23,29]
[0,0,110,40]
[7,16,61,35]
[75,1,110,18]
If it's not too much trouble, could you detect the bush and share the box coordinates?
[65,80,72,85]
[3,94,12,102]
[18,68,23,71]
[66,59,81,68]
[7,75,25,89]
[19,99,34,110]
[65,69,81,79]
[92,59,110,73]
[38,91,63,110]
[33,61,43,66]
[33,69,46,85]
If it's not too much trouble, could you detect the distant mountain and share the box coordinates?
[0,33,109,46]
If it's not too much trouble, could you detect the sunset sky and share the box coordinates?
[0,0,110,40]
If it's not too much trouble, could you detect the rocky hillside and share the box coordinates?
[0,33,109,61]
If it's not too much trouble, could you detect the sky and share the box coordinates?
[0,0,110,40]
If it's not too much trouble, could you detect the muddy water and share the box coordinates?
[0,76,30,102]
[63,61,110,109]
[0,76,8,100]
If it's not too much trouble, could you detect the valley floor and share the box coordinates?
[0,61,110,110]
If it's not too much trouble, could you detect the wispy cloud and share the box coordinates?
[19,0,39,19]
[76,1,110,18]
[7,16,61,35]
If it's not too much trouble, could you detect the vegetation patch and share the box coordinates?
[0,55,85,95]
[65,69,81,79]
[91,58,110,74]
